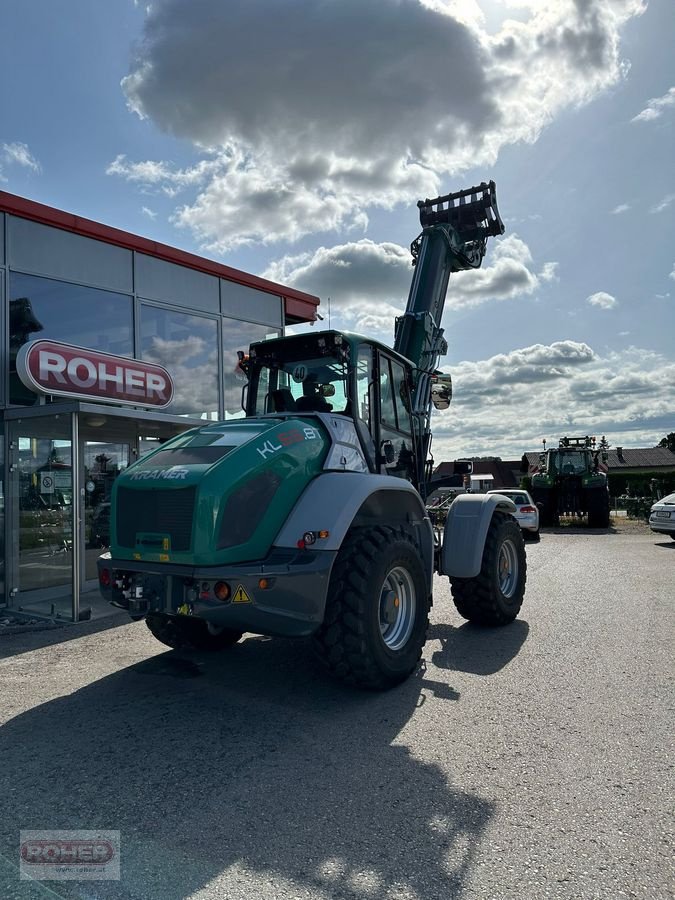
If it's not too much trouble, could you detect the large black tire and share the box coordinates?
[586,488,610,528]
[145,613,243,651]
[312,525,430,690]
[449,511,526,626]
[532,488,557,527]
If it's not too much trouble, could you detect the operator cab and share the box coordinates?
[245,330,419,487]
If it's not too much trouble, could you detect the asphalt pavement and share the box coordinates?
[0,522,672,900]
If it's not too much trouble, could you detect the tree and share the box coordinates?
[657,432,675,452]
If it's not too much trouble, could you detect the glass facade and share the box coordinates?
[9,273,134,405]
[222,317,280,418]
[0,202,314,617]
[139,304,220,419]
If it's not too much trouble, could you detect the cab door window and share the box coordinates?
[378,354,414,479]
[356,345,373,429]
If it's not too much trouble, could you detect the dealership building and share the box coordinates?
[0,191,319,621]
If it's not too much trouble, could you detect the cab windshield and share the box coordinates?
[551,450,589,475]
[250,354,350,415]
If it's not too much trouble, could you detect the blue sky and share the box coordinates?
[2,0,673,460]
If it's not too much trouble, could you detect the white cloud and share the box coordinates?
[141,206,157,219]
[0,141,41,180]
[650,193,675,214]
[428,343,675,459]
[106,153,223,197]
[670,264,675,282]
[631,85,675,123]
[587,290,617,309]
[112,0,645,249]
[611,203,630,214]
[265,234,553,342]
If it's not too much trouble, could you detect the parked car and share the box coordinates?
[648,491,675,539]
[487,489,540,538]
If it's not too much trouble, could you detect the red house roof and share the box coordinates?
[0,190,319,324]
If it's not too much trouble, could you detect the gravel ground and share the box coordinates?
[0,522,672,900]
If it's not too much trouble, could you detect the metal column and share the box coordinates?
[71,411,80,622]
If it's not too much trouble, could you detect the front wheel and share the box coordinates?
[145,613,243,651]
[313,525,430,690]
[450,511,526,626]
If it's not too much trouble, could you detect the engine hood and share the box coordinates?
[110,417,329,566]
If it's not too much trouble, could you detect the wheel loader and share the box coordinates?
[98,181,526,689]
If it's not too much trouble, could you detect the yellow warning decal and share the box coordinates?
[233,584,252,604]
[133,553,141,560]
[163,538,170,551]
[160,553,170,562]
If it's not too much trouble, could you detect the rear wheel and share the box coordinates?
[450,511,526,626]
[145,613,243,651]
[587,488,610,528]
[313,525,430,690]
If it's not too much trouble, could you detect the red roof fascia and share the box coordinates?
[0,191,319,323]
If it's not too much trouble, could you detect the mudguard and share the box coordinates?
[274,472,434,593]
[441,493,517,578]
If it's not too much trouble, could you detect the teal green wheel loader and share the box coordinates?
[98,181,527,690]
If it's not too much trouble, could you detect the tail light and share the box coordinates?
[520,505,536,513]
[99,567,111,587]
[214,581,231,602]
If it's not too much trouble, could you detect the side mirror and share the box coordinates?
[431,373,453,410]
[381,439,397,467]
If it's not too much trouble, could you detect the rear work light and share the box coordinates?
[214,581,231,602]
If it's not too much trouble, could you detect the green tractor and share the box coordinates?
[98,181,527,690]
[530,436,610,528]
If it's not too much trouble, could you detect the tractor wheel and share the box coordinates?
[313,525,430,690]
[449,511,526,626]
[145,613,242,651]
[587,488,610,528]
[532,489,556,527]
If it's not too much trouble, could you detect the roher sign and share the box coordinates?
[17,340,174,408]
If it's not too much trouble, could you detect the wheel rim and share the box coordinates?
[498,539,519,598]
[379,565,416,651]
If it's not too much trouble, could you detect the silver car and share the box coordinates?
[487,489,540,538]
[648,491,675,539]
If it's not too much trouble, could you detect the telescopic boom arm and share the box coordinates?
[392,181,504,488]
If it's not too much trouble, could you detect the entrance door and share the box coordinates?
[7,414,74,612]
[81,438,132,585]
[6,410,195,618]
